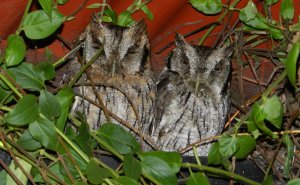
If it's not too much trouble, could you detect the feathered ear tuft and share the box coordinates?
[175,33,187,47]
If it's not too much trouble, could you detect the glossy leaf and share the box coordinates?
[287,178,300,185]
[239,1,257,22]
[190,0,223,15]
[117,10,134,27]
[283,134,294,178]
[113,176,139,185]
[102,6,117,24]
[265,0,279,5]
[7,157,32,185]
[187,172,210,185]
[86,159,113,184]
[55,86,74,130]
[140,151,181,174]
[235,135,256,159]
[219,135,238,158]
[5,95,38,126]
[36,62,55,80]
[0,86,13,104]
[9,62,45,91]
[5,34,26,67]
[29,116,58,150]
[38,0,53,18]
[39,90,61,120]
[17,131,42,151]
[285,42,300,88]
[87,3,102,9]
[141,5,154,20]
[33,163,64,184]
[281,0,294,20]
[262,175,274,185]
[251,102,277,138]
[246,120,260,139]
[22,10,64,39]
[97,123,141,154]
[123,153,142,181]
[140,155,177,185]
[263,95,283,129]
[208,142,222,165]
[74,123,93,157]
[56,0,69,4]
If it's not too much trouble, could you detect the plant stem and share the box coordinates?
[16,0,33,35]
[182,163,261,185]
[0,73,23,99]
[52,44,82,68]
[54,126,89,163]
[68,48,103,87]
[90,132,124,160]
[198,0,240,45]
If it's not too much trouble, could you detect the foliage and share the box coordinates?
[0,0,299,184]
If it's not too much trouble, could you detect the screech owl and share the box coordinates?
[69,16,156,146]
[149,34,233,156]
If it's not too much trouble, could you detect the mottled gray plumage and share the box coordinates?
[69,17,156,142]
[150,34,232,155]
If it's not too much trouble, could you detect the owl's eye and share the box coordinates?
[214,61,224,71]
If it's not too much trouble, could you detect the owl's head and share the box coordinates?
[166,34,233,95]
[90,17,150,75]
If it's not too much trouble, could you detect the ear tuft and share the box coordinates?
[175,33,186,47]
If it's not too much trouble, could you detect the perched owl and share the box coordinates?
[69,16,156,146]
[150,34,232,156]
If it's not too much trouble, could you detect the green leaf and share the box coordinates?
[5,95,38,126]
[287,178,300,185]
[262,175,274,185]
[7,157,32,185]
[246,120,260,139]
[140,155,177,185]
[190,0,223,15]
[87,3,102,9]
[263,95,283,129]
[74,123,93,157]
[265,0,279,5]
[0,170,7,185]
[141,5,154,20]
[117,10,134,27]
[86,159,113,184]
[57,0,69,5]
[283,134,294,178]
[281,0,294,20]
[187,172,210,185]
[22,10,65,39]
[39,90,61,120]
[17,131,42,151]
[0,86,13,104]
[9,62,45,91]
[103,7,117,24]
[140,151,181,174]
[208,142,222,165]
[33,163,65,184]
[5,34,26,67]
[235,135,256,159]
[285,42,300,88]
[239,0,257,22]
[36,62,55,80]
[124,153,142,181]
[38,0,53,18]
[97,123,141,154]
[55,86,74,130]
[113,176,139,185]
[219,135,238,158]
[29,116,58,150]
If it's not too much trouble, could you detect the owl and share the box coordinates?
[150,34,232,156]
[69,16,156,147]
